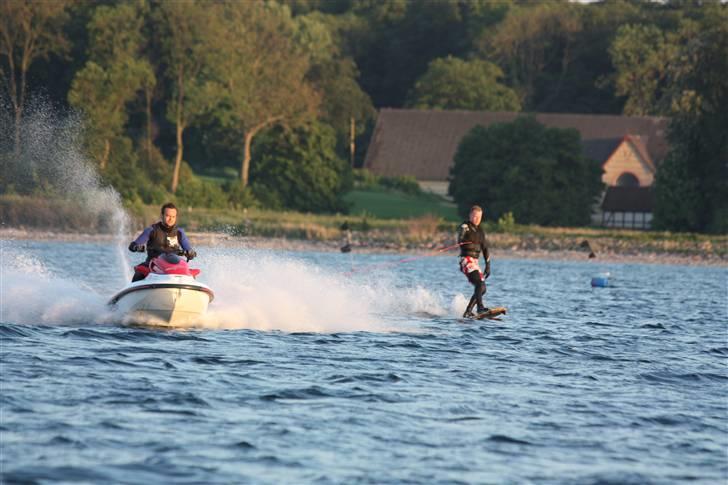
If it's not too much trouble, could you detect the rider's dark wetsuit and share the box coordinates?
[457,220,491,317]
[129,222,192,282]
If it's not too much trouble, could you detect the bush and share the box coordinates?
[496,211,516,232]
[379,175,422,195]
[250,122,350,213]
[449,116,603,226]
[225,180,260,209]
[176,176,228,209]
[352,169,422,195]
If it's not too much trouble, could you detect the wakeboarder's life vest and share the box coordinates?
[458,221,486,258]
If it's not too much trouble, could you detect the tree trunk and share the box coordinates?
[241,131,254,187]
[350,116,356,168]
[171,123,184,193]
[146,87,153,163]
[100,139,110,170]
[16,49,29,155]
[171,67,185,193]
[239,117,283,187]
[14,107,22,156]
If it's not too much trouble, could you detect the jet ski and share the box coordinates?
[109,252,214,327]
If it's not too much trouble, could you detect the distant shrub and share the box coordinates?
[251,122,350,213]
[352,168,380,189]
[353,169,422,195]
[225,180,260,209]
[380,175,422,195]
[176,177,228,209]
[497,211,516,232]
[407,213,442,241]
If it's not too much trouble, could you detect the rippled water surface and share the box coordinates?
[1,240,726,483]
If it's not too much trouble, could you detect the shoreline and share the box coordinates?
[2,228,725,267]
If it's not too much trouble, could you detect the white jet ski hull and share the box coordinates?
[109,274,214,327]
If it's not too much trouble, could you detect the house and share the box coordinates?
[363,108,668,229]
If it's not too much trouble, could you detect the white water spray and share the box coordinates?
[1,98,131,280]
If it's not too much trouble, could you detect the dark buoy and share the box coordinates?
[580,239,597,259]
[340,220,352,253]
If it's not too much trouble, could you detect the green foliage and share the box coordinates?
[207,1,318,186]
[346,0,483,107]
[344,189,458,221]
[250,122,350,213]
[6,0,727,234]
[609,24,672,116]
[379,175,421,196]
[653,10,728,233]
[406,56,520,111]
[154,0,220,192]
[67,2,154,168]
[497,211,516,232]
[352,169,422,196]
[294,12,375,164]
[449,116,603,226]
[176,177,228,210]
[481,2,582,110]
[225,180,260,210]
[0,0,72,150]
[100,137,166,206]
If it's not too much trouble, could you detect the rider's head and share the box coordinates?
[160,202,178,228]
[469,205,483,226]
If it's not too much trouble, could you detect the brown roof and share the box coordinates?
[602,186,654,213]
[364,109,669,181]
[582,138,623,165]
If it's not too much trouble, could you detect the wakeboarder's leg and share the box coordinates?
[464,270,487,317]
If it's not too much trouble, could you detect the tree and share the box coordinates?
[156,0,217,193]
[405,56,520,111]
[251,122,350,213]
[68,3,154,170]
[481,2,582,110]
[0,0,70,152]
[208,2,319,187]
[294,12,374,163]
[609,24,674,116]
[348,0,484,108]
[449,116,602,226]
[653,11,728,233]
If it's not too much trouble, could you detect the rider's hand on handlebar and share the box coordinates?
[185,249,197,261]
[128,242,145,253]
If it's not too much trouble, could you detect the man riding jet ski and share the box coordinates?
[128,202,197,282]
[109,202,213,326]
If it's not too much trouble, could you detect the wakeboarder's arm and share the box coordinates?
[481,228,491,278]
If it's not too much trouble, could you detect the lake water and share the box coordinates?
[1,240,726,483]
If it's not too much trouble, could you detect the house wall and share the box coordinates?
[602,143,654,187]
[601,211,653,230]
[417,180,451,199]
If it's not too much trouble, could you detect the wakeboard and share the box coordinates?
[471,306,507,320]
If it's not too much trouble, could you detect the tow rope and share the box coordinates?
[344,242,466,276]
